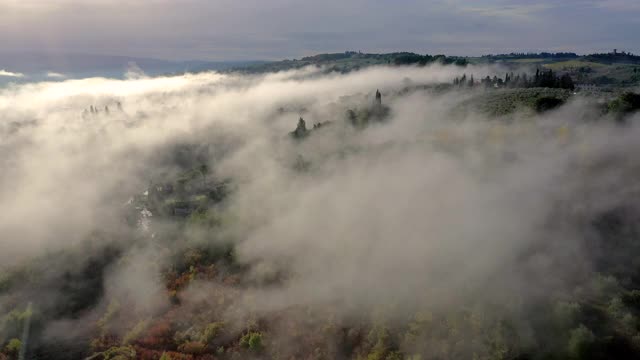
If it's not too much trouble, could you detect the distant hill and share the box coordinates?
[2,50,638,88]
[230,51,468,74]
[473,51,640,65]
[466,51,640,87]
[230,50,640,86]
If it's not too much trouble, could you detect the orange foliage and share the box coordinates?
[137,320,174,349]
[200,265,217,280]
[135,348,194,360]
[222,275,240,286]
[90,335,120,352]
[167,272,193,292]
[166,265,218,293]
[194,355,218,360]
[178,341,207,355]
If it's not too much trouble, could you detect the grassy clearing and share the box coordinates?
[456,88,572,117]
[513,58,548,63]
[544,60,607,70]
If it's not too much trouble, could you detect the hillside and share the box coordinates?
[232,51,640,88]
[1,57,640,360]
[231,51,468,73]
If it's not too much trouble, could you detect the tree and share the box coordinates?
[559,73,575,90]
[567,325,596,359]
[291,117,308,138]
[5,339,21,356]
[535,97,565,112]
[200,322,224,344]
[608,92,640,116]
[240,332,263,352]
[198,164,209,188]
[483,76,492,88]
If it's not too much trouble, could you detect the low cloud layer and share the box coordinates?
[1,64,640,357]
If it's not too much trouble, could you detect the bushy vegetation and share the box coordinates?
[608,92,640,117]
[4,339,21,356]
[239,332,263,352]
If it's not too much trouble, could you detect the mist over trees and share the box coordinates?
[454,68,575,90]
[0,61,640,360]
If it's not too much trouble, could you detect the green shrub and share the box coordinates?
[535,96,565,112]
[567,325,596,359]
[484,320,520,360]
[622,289,640,307]
[553,301,582,329]
[607,297,625,320]
[240,332,263,351]
[608,92,640,116]
[122,319,150,345]
[0,272,10,293]
[1,307,33,340]
[97,300,121,335]
[5,338,21,354]
[385,351,403,360]
[367,326,395,360]
[102,345,136,360]
[200,322,224,344]
[590,274,621,300]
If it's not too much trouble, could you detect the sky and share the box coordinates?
[0,0,639,61]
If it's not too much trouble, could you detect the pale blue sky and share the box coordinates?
[0,0,638,60]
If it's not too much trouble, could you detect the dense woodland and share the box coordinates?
[479,51,640,64]
[453,69,575,90]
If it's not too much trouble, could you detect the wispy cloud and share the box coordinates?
[592,0,640,12]
[457,3,555,20]
[0,69,25,78]
[46,71,66,79]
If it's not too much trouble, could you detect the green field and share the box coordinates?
[456,88,573,117]
[543,60,607,69]
[513,58,548,63]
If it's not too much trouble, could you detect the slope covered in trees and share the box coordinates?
[233,51,467,73]
[2,63,640,360]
